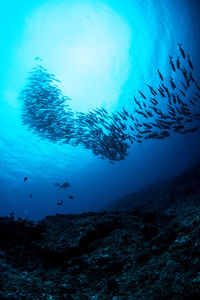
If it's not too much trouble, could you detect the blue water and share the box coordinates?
[0,0,200,220]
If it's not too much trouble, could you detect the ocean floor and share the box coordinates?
[0,163,200,299]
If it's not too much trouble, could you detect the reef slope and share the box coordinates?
[0,163,200,299]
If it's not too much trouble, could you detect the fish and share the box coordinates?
[150,97,158,106]
[189,72,195,83]
[145,110,153,117]
[178,88,185,97]
[158,88,165,98]
[192,96,198,102]
[176,94,182,105]
[195,82,200,91]
[178,42,186,59]
[168,97,172,105]
[178,126,199,134]
[30,194,32,198]
[140,129,152,134]
[187,55,194,70]
[181,68,188,80]
[54,182,71,188]
[169,56,176,72]
[169,77,176,89]
[171,93,176,104]
[173,125,184,130]
[34,57,43,62]
[146,84,157,96]
[24,177,28,182]
[157,69,164,81]
[135,109,148,118]
[194,92,200,99]
[57,200,64,206]
[176,107,182,114]
[159,85,165,93]
[189,99,196,106]
[143,123,152,129]
[117,112,124,119]
[134,96,142,110]
[161,83,170,97]
[138,90,146,99]
[122,107,129,116]
[176,56,180,69]
[181,81,187,91]
[69,195,73,199]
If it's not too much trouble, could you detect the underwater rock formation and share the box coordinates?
[0,162,200,298]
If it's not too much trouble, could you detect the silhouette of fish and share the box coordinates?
[176,57,180,69]
[187,55,194,70]
[24,177,28,182]
[138,90,146,99]
[157,69,164,81]
[178,88,185,97]
[69,195,73,199]
[178,43,186,59]
[57,200,64,206]
[34,57,43,62]
[169,77,176,89]
[146,84,157,96]
[169,56,176,72]
[54,182,71,188]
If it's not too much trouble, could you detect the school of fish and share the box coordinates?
[20,43,200,163]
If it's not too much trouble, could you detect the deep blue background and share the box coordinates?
[0,0,200,220]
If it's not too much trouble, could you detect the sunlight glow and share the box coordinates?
[16,0,132,112]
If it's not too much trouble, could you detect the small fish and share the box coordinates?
[145,110,153,117]
[57,182,70,189]
[176,56,180,69]
[69,195,73,199]
[57,200,64,206]
[178,88,185,97]
[181,81,187,91]
[194,92,200,99]
[138,90,146,99]
[187,55,194,70]
[122,107,129,116]
[178,42,186,59]
[168,97,172,105]
[189,72,195,83]
[161,83,170,97]
[30,194,32,198]
[169,56,176,72]
[157,69,164,81]
[135,109,148,118]
[158,88,165,98]
[24,177,28,182]
[146,84,157,96]
[169,77,176,89]
[61,182,70,189]
[150,97,158,106]
[176,94,182,105]
[189,99,195,106]
[34,57,43,62]
[195,82,200,91]
[192,96,198,102]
